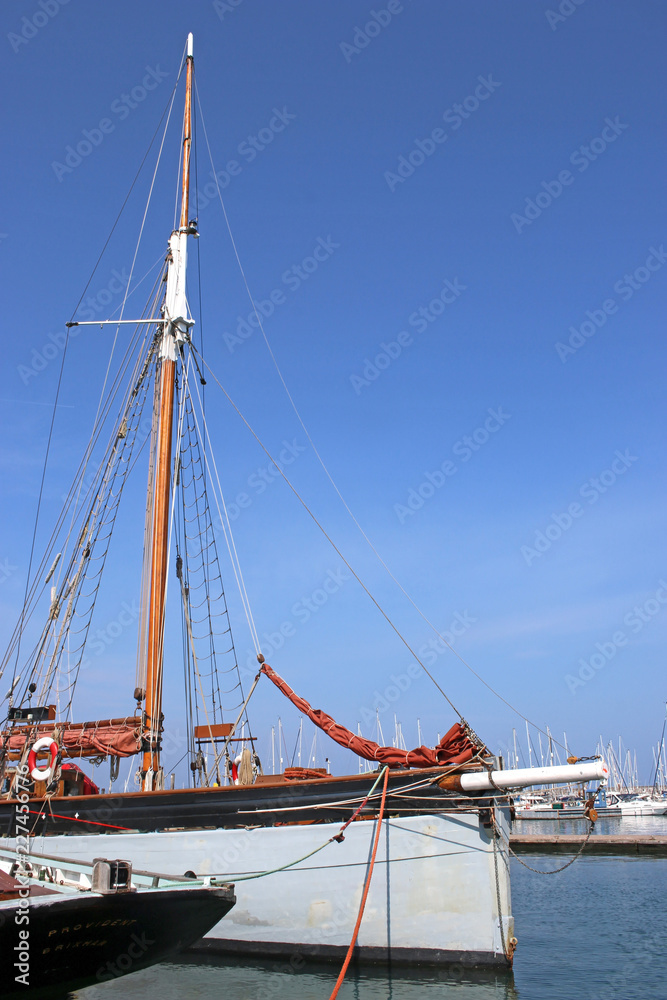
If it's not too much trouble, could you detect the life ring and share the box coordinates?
[28,738,58,783]
[231,754,242,785]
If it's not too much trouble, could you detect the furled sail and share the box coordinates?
[260,664,479,768]
[1,717,141,759]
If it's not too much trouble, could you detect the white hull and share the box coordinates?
[616,800,667,817]
[514,806,621,819]
[17,807,514,967]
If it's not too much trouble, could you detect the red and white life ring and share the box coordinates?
[28,737,58,783]
[230,754,241,784]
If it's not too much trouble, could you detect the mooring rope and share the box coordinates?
[328,765,390,1000]
[212,766,390,883]
[495,817,595,875]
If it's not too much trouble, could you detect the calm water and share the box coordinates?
[514,814,667,837]
[73,850,667,1000]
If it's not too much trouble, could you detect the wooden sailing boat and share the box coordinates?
[0,34,607,968]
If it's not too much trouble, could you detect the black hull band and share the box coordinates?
[0,769,486,837]
[188,934,512,969]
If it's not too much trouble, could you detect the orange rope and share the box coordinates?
[328,766,390,1000]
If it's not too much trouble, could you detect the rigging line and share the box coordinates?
[53,85,182,602]
[289,726,300,768]
[191,349,463,721]
[24,306,158,632]
[177,395,229,719]
[193,79,205,368]
[185,356,260,653]
[21,342,155,710]
[101,253,167,325]
[181,358,261,656]
[6,283,162,656]
[194,89,574,755]
[178,569,221,785]
[14,248,164,712]
[115,67,182,331]
[281,725,290,766]
[210,671,263,778]
[67,57,187,324]
[178,399,233,721]
[65,320,124,569]
[66,301,155,506]
[176,447,209,759]
[651,704,667,793]
[10,334,70,692]
[214,766,391,883]
[36,371,153,712]
[195,96,460,713]
[49,352,158,636]
[60,382,154,704]
[190,90,220,706]
[189,90,271,656]
[180,358,260,653]
[189,84,209,551]
[172,42,190,233]
[195,85,270,358]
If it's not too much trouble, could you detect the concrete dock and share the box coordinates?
[510,834,667,856]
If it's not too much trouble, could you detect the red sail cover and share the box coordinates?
[0,717,140,759]
[260,664,477,768]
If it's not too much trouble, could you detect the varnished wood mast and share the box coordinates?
[142,39,194,789]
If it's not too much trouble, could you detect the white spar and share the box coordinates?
[459,759,608,792]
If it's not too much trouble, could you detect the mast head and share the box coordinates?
[187,33,194,59]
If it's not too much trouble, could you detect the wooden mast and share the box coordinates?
[178,37,194,235]
[142,34,194,790]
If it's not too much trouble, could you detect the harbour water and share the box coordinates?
[74,839,667,1000]
[514,814,667,837]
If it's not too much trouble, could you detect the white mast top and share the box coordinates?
[161,33,195,360]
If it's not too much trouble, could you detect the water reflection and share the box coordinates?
[76,953,518,1000]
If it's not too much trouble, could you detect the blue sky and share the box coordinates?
[1,1,666,783]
